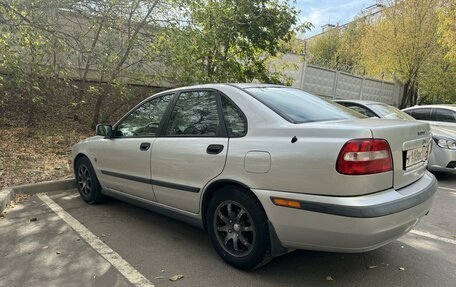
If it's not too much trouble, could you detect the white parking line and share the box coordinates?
[38,194,154,287]
[410,230,456,245]
[438,186,456,192]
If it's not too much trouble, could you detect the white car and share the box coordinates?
[403,105,456,173]
[72,84,437,269]
[402,105,456,133]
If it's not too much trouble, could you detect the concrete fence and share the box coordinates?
[281,55,403,106]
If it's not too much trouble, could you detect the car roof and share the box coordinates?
[154,83,287,94]
[334,99,386,106]
[403,104,456,111]
[229,83,286,89]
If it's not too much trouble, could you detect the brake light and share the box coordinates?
[336,139,393,175]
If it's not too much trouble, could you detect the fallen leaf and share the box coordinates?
[326,275,334,281]
[169,274,184,281]
[399,267,405,271]
[56,251,61,255]
[30,217,37,222]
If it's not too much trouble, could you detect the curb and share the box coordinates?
[0,178,76,214]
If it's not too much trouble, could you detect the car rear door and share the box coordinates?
[433,108,456,132]
[95,94,174,201]
[151,90,228,213]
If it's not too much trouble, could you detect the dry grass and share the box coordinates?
[0,125,92,189]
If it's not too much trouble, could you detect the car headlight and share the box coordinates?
[433,136,456,150]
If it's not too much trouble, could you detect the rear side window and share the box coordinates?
[343,104,377,117]
[369,104,414,120]
[406,108,431,120]
[221,96,247,137]
[246,87,364,123]
[434,109,456,123]
[165,90,221,136]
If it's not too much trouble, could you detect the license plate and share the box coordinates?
[405,145,428,169]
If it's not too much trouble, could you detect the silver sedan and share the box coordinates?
[73,84,437,269]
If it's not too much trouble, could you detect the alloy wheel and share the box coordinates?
[213,200,256,257]
[77,164,92,196]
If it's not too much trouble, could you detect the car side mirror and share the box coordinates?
[96,124,112,137]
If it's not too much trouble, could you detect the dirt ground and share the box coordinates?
[0,124,92,189]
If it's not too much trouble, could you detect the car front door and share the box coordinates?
[95,94,174,201]
[151,90,229,213]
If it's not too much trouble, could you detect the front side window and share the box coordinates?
[246,87,364,123]
[434,109,456,123]
[116,94,173,137]
[165,90,221,136]
[221,96,247,137]
[409,108,432,121]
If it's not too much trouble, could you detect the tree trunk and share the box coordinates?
[400,81,410,108]
[91,93,105,130]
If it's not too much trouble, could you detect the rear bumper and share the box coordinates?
[252,171,438,252]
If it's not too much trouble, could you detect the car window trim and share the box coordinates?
[159,88,228,138]
[111,93,176,139]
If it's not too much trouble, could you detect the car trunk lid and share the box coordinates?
[330,118,431,189]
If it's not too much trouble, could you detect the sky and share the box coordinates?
[294,0,377,38]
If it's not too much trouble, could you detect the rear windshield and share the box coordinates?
[369,104,415,120]
[245,87,364,123]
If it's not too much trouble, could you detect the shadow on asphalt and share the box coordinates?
[0,197,130,287]
[432,171,456,185]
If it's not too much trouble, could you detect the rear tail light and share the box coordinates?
[336,139,393,175]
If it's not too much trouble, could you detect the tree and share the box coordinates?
[0,0,71,124]
[150,0,308,85]
[437,0,456,64]
[307,28,341,69]
[360,0,441,108]
[419,49,456,104]
[306,18,367,75]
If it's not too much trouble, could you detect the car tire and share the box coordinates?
[206,185,270,270]
[75,156,105,204]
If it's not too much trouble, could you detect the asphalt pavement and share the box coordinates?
[1,173,455,287]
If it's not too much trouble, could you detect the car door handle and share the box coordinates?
[207,144,224,155]
[140,142,151,151]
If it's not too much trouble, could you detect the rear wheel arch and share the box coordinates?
[201,180,265,230]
